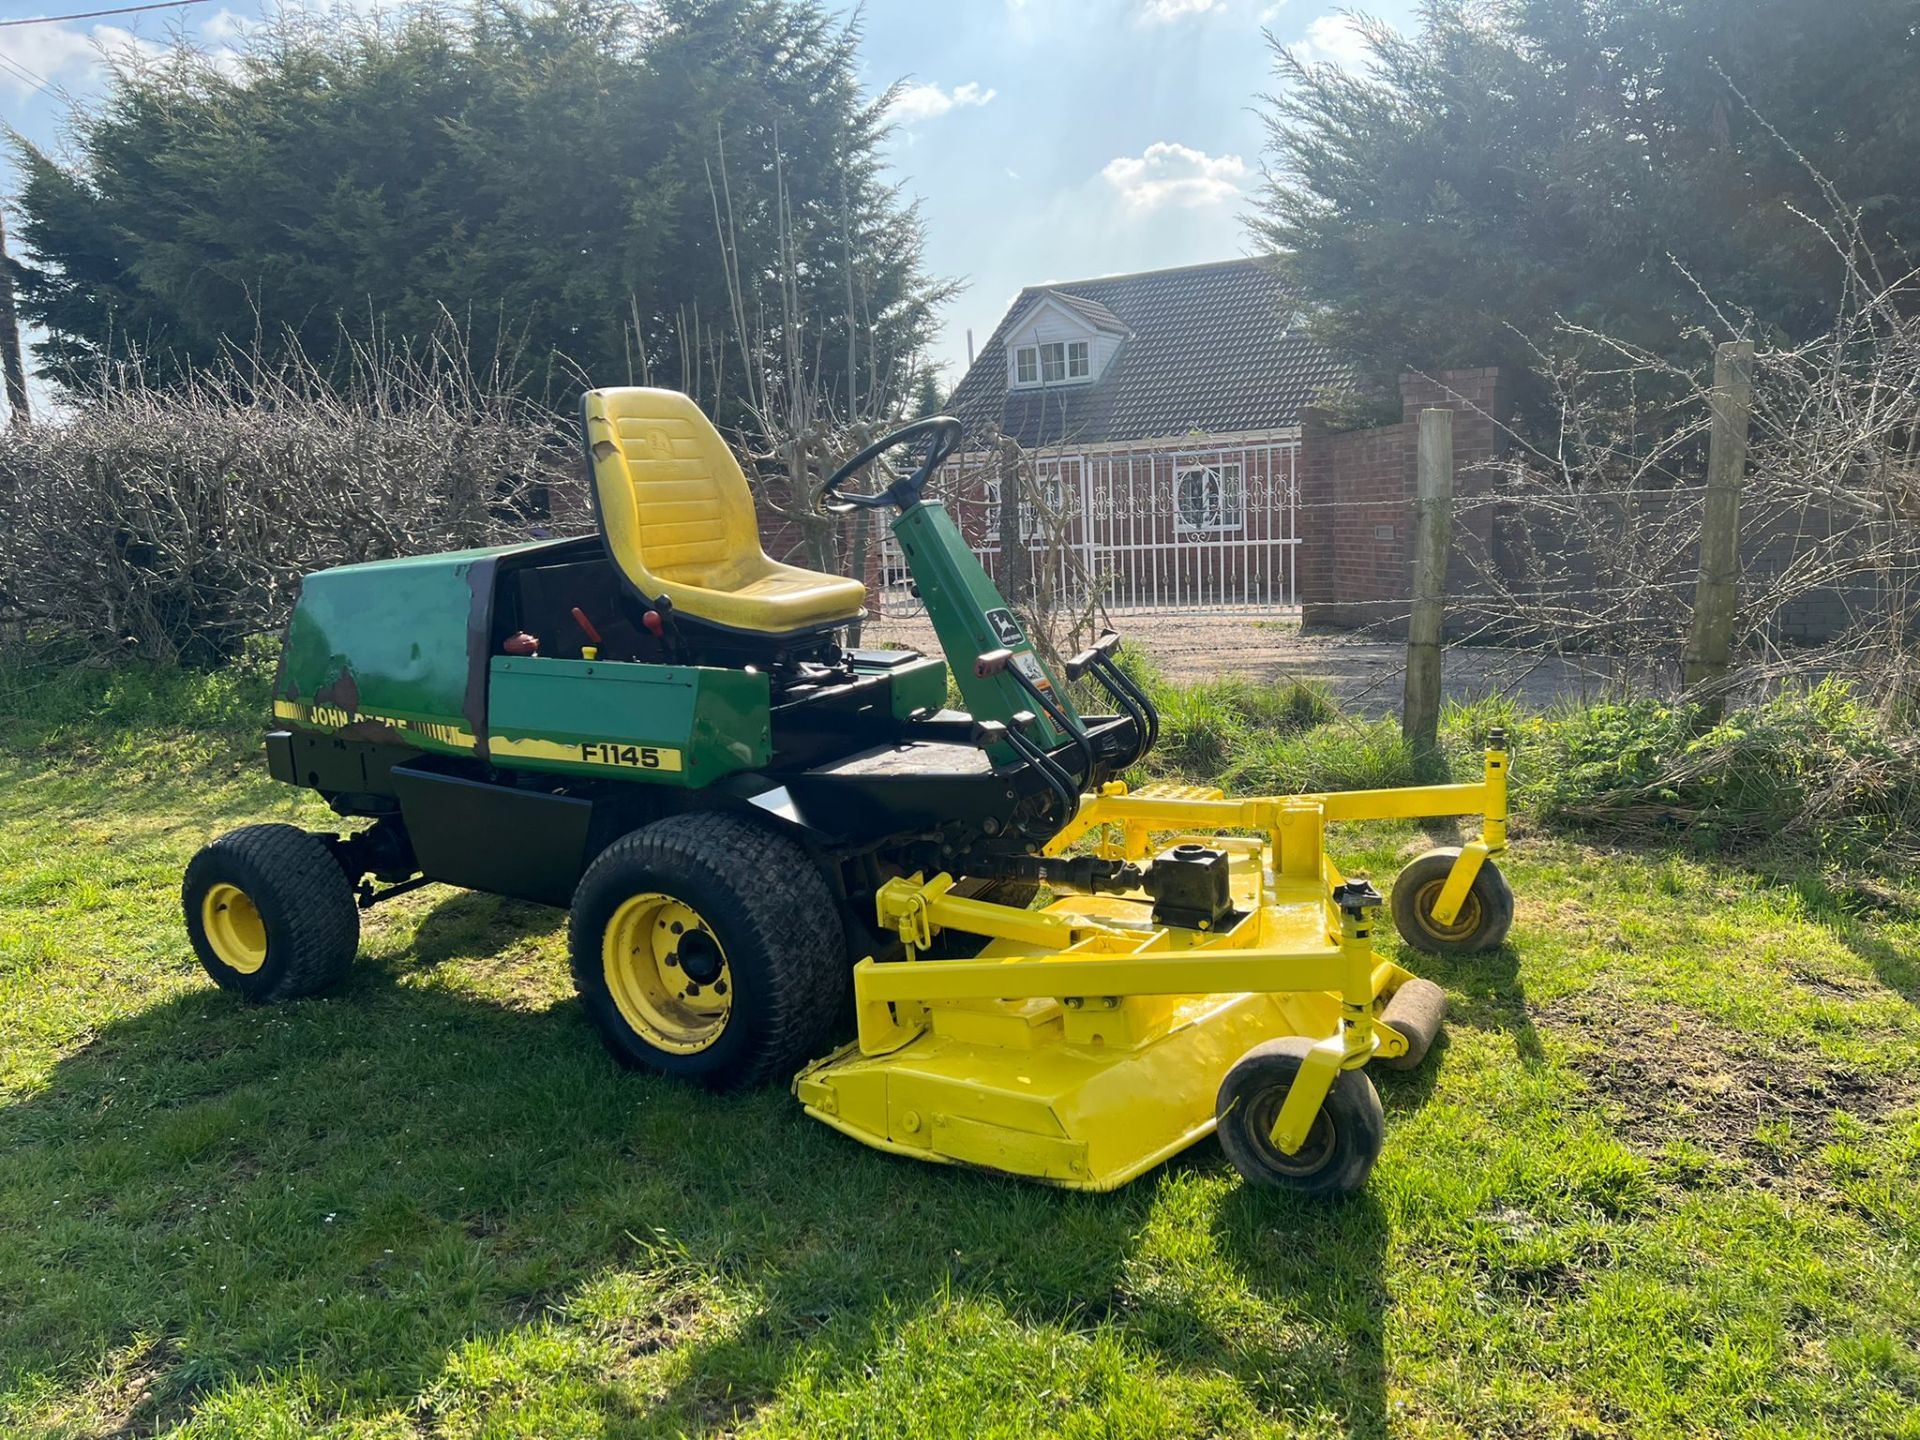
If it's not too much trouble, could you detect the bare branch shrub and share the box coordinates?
[693,128,944,647]
[1463,213,1920,711]
[935,429,1110,670]
[0,325,581,665]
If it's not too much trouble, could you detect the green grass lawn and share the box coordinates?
[2,671,1918,1438]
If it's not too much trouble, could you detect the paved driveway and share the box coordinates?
[859,611,1646,715]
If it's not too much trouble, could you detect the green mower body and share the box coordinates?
[259,497,1138,917]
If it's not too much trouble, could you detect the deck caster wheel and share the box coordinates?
[1376,977,1448,1071]
[182,824,360,1001]
[1391,847,1514,954]
[569,813,848,1091]
[1215,1036,1385,1195]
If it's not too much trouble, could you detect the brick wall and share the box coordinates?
[1298,367,1508,635]
[1299,366,1885,647]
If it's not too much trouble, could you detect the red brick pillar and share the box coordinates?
[1298,367,1508,635]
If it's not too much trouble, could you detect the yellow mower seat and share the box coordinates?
[582,387,865,634]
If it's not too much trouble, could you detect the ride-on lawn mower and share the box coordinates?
[183,388,1515,1194]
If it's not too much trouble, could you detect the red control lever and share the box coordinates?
[570,607,604,645]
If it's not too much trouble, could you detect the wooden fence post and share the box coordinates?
[1682,340,1755,724]
[1402,408,1453,768]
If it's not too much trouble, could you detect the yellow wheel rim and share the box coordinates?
[1413,877,1482,944]
[202,882,268,974]
[601,893,732,1054]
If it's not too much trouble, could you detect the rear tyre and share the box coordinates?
[569,813,848,1090]
[1390,848,1514,954]
[1216,1036,1384,1196]
[182,824,360,1001]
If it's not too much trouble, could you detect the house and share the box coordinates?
[933,257,1351,612]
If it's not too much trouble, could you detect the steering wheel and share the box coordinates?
[821,416,965,513]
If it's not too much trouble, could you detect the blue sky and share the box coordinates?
[0,0,1419,399]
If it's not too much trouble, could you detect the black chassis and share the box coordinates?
[266,695,1141,965]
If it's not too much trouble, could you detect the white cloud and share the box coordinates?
[890,80,997,125]
[0,21,168,100]
[202,9,260,42]
[0,24,95,96]
[1138,0,1220,21]
[1259,1,1292,17]
[1101,141,1247,211]
[1290,14,1372,69]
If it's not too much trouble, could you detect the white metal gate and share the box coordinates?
[876,436,1300,616]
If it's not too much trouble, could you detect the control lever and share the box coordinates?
[1005,662,1096,786]
[970,719,1008,749]
[1091,650,1159,762]
[1064,630,1124,681]
[996,710,1080,836]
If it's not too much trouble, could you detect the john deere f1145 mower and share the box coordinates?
[182,388,1515,1195]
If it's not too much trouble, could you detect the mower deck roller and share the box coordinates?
[185,387,1519,1198]
[796,746,1510,1192]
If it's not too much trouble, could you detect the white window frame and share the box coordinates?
[1011,338,1092,388]
[1174,461,1245,535]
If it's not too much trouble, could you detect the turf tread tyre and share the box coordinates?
[569,813,847,1090]
[182,824,359,1002]
[1216,1035,1385,1195]
[1390,847,1514,954]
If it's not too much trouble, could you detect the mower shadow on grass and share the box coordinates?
[604,1158,1395,1437]
[1799,898,1920,1011]
[400,889,569,974]
[0,924,1412,1437]
[1393,940,1542,1064]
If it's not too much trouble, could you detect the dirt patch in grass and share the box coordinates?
[89,1336,208,1440]
[1536,991,1914,1192]
[593,1287,708,1361]
[1473,1203,1615,1300]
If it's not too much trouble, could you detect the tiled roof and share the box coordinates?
[1042,290,1129,335]
[946,257,1352,448]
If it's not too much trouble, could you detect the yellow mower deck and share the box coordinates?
[795,742,1511,1191]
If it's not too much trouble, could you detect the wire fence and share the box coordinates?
[849,318,1918,723]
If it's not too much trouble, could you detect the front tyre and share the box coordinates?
[569,814,848,1090]
[1390,847,1514,954]
[1216,1036,1385,1196]
[182,824,360,1001]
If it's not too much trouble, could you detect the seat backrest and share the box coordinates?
[581,387,766,596]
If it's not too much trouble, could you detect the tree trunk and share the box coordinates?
[997,436,1029,608]
[0,212,31,428]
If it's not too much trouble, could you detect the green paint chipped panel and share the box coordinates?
[276,551,499,754]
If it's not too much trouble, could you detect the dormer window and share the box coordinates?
[1013,339,1090,387]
